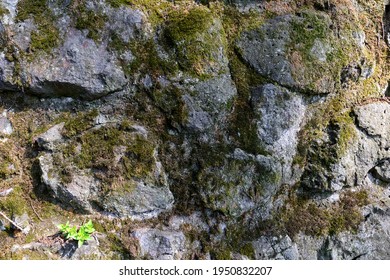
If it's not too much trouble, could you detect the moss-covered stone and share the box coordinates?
[279,189,369,237]
[62,109,99,138]
[149,85,188,127]
[113,38,178,78]
[107,0,172,26]
[0,4,8,17]
[72,1,107,42]
[227,55,269,155]
[164,5,223,77]
[16,0,60,53]
[0,186,28,216]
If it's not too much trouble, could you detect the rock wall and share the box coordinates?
[0,0,390,260]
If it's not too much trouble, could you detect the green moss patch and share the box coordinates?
[0,4,8,17]
[16,0,60,53]
[54,110,157,191]
[164,5,221,77]
[0,186,28,216]
[71,1,107,42]
[280,190,369,237]
[62,109,99,138]
[109,37,178,78]
[288,10,358,93]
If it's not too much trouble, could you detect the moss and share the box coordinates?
[123,134,155,179]
[0,142,17,179]
[72,2,107,42]
[0,186,28,216]
[212,249,232,260]
[16,0,60,53]
[75,126,122,170]
[109,31,178,78]
[290,11,328,59]
[227,54,269,155]
[164,5,220,77]
[11,250,54,260]
[279,189,369,237]
[149,85,188,127]
[239,243,255,259]
[221,5,264,42]
[0,4,8,16]
[287,10,360,93]
[106,0,172,26]
[62,109,99,138]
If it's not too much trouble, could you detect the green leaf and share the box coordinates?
[57,220,95,247]
[83,220,95,234]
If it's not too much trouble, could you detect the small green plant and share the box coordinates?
[58,220,95,247]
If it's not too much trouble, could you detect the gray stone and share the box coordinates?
[251,84,305,182]
[0,0,18,25]
[236,12,353,94]
[252,235,299,260]
[39,153,100,213]
[132,228,186,260]
[27,29,127,100]
[102,181,174,220]
[310,39,331,62]
[183,74,237,136]
[11,233,107,260]
[301,101,390,191]
[236,16,295,88]
[105,5,146,43]
[198,150,282,219]
[35,123,64,151]
[373,160,390,183]
[37,121,174,219]
[291,198,390,260]
[0,116,13,135]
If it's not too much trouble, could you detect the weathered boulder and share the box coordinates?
[184,74,237,135]
[35,122,64,151]
[236,11,361,94]
[37,119,174,219]
[303,101,390,191]
[27,29,127,100]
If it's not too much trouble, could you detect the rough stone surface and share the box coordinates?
[27,30,127,100]
[315,102,390,191]
[251,83,305,183]
[132,228,186,260]
[253,235,299,260]
[35,123,64,151]
[37,121,174,219]
[236,16,295,88]
[0,115,13,135]
[0,0,389,261]
[39,153,100,213]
